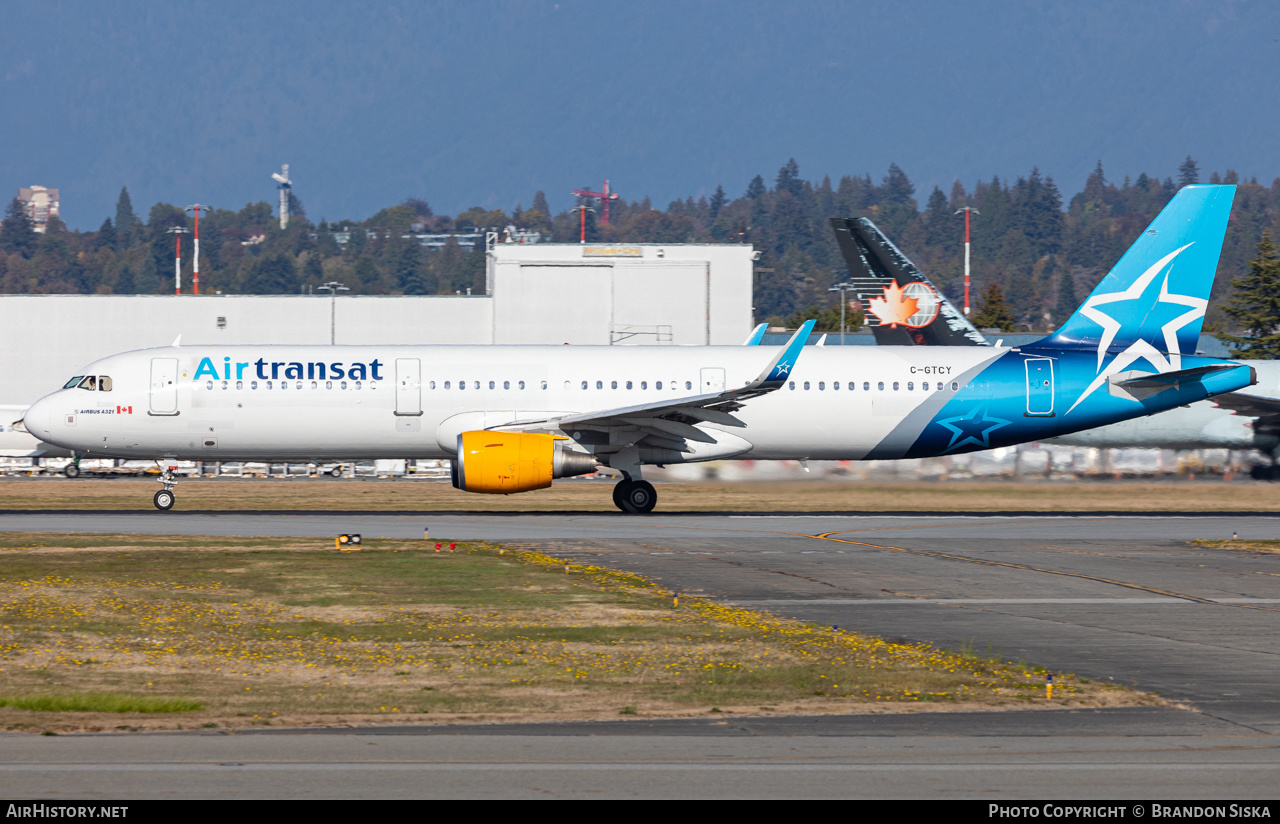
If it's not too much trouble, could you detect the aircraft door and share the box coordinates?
[1025,358,1054,416]
[149,358,179,416]
[395,358,422,416]
[700,367,725,394]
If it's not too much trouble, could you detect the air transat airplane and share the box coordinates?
[832,191,1280,465]
[22,185,1254,511]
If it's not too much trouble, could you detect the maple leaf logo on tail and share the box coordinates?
[867,279,920,328]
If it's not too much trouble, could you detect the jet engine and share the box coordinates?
[452,431,599,494]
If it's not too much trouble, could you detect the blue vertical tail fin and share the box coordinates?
[1046,184,1235,361]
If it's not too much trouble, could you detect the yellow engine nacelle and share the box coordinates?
[452,431,599,494]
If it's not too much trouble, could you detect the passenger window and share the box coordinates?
[656,381,663,390]
[907,382,914,391]
[951,382,959,391]
[64,376,84,389]
[803,381,810,390]
[473,381,479,390]
[444,381,451,389]
[99,376,112,392]
[848,382,854,390]
[611,381,617,389]
[581,380,588,390]
[626,380,633,389]
[429,381,436,389]
[877,382,884,391]
[893,382,900,390]
[236,380,243,390]
[341,381,348,390]
[818,381,825,390]
[296,382,303,390]
[789,381,795,390]
[266,381,273,390]
[503,380,510,390]
[518,380,525,390]
[222,381,229,390]
[354,381,362,390]
[311,381,318,389]
[326,381,333,390]
[685,381,692,390]
[937,382,943,390]
[459,380,466,391]
[206,381,213,390]
[832,381,839,390]
[251,381,258,389]
[489,381,495,389]
[863,382,870,391]
[596,380,603,389]
[641,381,648,390]
[539,381,546,389]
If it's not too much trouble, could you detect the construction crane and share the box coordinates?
[570,179,620,224]
[271,164,292,230]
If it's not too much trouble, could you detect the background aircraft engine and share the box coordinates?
[452,431,599,494]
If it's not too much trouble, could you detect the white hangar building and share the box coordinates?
[0,243,756,404]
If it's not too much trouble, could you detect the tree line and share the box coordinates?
[2,157,1279,341]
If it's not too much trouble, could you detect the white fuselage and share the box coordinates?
[24,343,1006,463]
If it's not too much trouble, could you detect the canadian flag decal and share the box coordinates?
[117,405,133,414]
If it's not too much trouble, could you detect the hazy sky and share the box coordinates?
[3,0,1276,229]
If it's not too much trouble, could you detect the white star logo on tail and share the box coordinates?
[1066,243,1205,414]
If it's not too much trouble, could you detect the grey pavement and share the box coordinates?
[3,510,1280,797]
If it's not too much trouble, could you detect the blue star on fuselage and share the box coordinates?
[936,406,1012,453]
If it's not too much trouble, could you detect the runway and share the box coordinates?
[3,510,1280,797]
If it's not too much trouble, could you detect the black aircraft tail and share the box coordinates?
[829,217,988,347]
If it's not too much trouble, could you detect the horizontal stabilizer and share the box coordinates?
[1108,363,1245,402]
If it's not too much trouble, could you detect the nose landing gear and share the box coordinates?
[613,478,657,514]
[153,464,177,511]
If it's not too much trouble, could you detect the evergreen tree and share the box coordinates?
[395,239,429,294]
[745,175,766,200]
[971,283,1018,332]
[531,190,551,218]
[114,264,136,294]
[114,187,141,247]
[1053,267,1078,326]
[136,256,161,294]
[1219,231,1280,358]
[244,252,299,294]
[709,185,726,221]
[1178,156,1200,187]
[96,218,117,251]
[0,198,37,257]
[775,158,802,198]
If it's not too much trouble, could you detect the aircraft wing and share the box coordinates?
[1212,390,1280,419]
[495,321,816,453]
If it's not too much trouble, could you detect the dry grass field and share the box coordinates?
[0,477,1273,512]
[0,533,1151,732]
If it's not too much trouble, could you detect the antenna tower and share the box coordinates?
[271,164,292,230]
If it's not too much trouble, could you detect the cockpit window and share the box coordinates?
[64,376,85,389]
[77,376,97,391]
[99,376,112,392]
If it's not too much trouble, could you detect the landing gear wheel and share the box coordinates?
[612,480,632,511]
[63,463,80,478]
[153,489,175,511]
[619,480,657,514]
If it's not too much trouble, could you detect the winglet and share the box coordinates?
[171,334,182,348]
[742,323,767,346]
[747,319,815,389]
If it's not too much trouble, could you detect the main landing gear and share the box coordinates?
[153,463,177,511]
[613,478,657,514]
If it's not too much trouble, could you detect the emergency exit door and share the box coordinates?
[700,367,725,394]
[1025,358,1054,416]
[148,358,179,415]
[395,358,422,416]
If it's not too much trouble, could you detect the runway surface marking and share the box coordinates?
[808,531,1280,613]
[735,598,1280,606]
[1,761,1276,772]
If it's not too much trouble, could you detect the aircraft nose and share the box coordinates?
[23,397,52,438]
